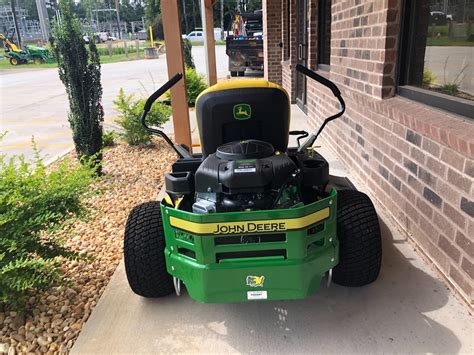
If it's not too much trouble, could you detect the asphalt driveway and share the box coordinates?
[0,46,229,163]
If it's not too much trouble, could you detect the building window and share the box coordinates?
[317,0,331,70]
[398,0,474,118]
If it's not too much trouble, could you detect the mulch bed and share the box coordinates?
[0,139,176,354]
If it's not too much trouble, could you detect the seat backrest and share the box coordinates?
[195,79,290,155]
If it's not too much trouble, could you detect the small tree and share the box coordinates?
[54,0,103,170]
[114,88,171,146]
[182,38,195,68]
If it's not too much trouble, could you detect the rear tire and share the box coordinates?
[333,190,382,287]
[238,71,245,77]
[230,71,237,77]
[124,201,174,297]
[9,57,18,65]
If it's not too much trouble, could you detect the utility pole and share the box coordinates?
[35,0,50,42]
[192,0,197,30]
[114,0,121,39]
[10,0,21,47]
[220,0,224,39]
[182,0,189,34]
[201,0,217,85]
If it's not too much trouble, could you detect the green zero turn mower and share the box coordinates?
[124,64,382,303]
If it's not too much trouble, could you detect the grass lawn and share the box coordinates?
[0,48,149,70]
[190,40,226,46]
[426,24,474,46]
[427,37,474,46]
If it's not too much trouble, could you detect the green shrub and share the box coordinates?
[54,0,103,171]
[182,38,195,69]
[102,130,118,147]
[441,83,460,96]
[422,69,437,87]
[166,67,207,106]
[185,67,207,106]
[0,149,96,307]
[114,89,171,146]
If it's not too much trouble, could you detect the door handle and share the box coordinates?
[298,43,306,61]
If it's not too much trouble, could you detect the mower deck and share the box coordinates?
[161,189,338,303]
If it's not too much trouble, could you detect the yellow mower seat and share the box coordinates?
[195,79,290,155]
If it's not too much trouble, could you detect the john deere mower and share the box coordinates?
[0,32,28,65]
[124,64,382,303]
[1,30,53,65]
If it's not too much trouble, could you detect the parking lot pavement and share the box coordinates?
[425,46,474,95]
[0,45,232,163]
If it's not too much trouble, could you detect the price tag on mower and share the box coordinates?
[247,291,267,300]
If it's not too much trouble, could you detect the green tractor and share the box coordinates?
[1,32,53,65]
[25,44,53,64]
[124,64,382,303]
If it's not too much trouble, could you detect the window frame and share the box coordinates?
[317,0,331,72]
[397,0,474,119]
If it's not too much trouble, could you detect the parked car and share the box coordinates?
[186,30,204,42]
[95,32,108,43]
[184,29,222,42]
[429,11,453,25]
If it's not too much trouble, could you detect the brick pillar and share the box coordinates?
[263,0,282,84]
[329,0,402,99]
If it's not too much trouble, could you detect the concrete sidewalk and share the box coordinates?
[71,107,473,354]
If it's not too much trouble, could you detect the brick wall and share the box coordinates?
[269,0,474,305]
[329,0,399,98]
[263,0,282,84]
[308,0,473,305]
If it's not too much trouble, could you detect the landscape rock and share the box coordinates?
[0,141,174,353]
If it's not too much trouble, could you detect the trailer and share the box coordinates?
[226,11,263,77]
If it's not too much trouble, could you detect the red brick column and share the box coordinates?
[263,0,282,85]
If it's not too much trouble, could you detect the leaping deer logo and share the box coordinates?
[233,104,252,120]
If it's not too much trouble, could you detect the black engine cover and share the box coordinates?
[195,141,296,195]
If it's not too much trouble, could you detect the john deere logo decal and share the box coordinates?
[233,104,251,120]
[246,275,265,287]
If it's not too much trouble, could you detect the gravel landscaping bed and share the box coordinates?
[0,139,175,354]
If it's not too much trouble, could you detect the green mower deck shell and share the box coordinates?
[160,189,338,303]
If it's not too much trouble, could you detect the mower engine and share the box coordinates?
[165,139,330,214]
[193,140,299,213]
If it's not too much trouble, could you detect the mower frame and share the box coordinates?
[161,188,338,303]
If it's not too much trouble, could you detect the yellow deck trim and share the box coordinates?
[169,207,330,235]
